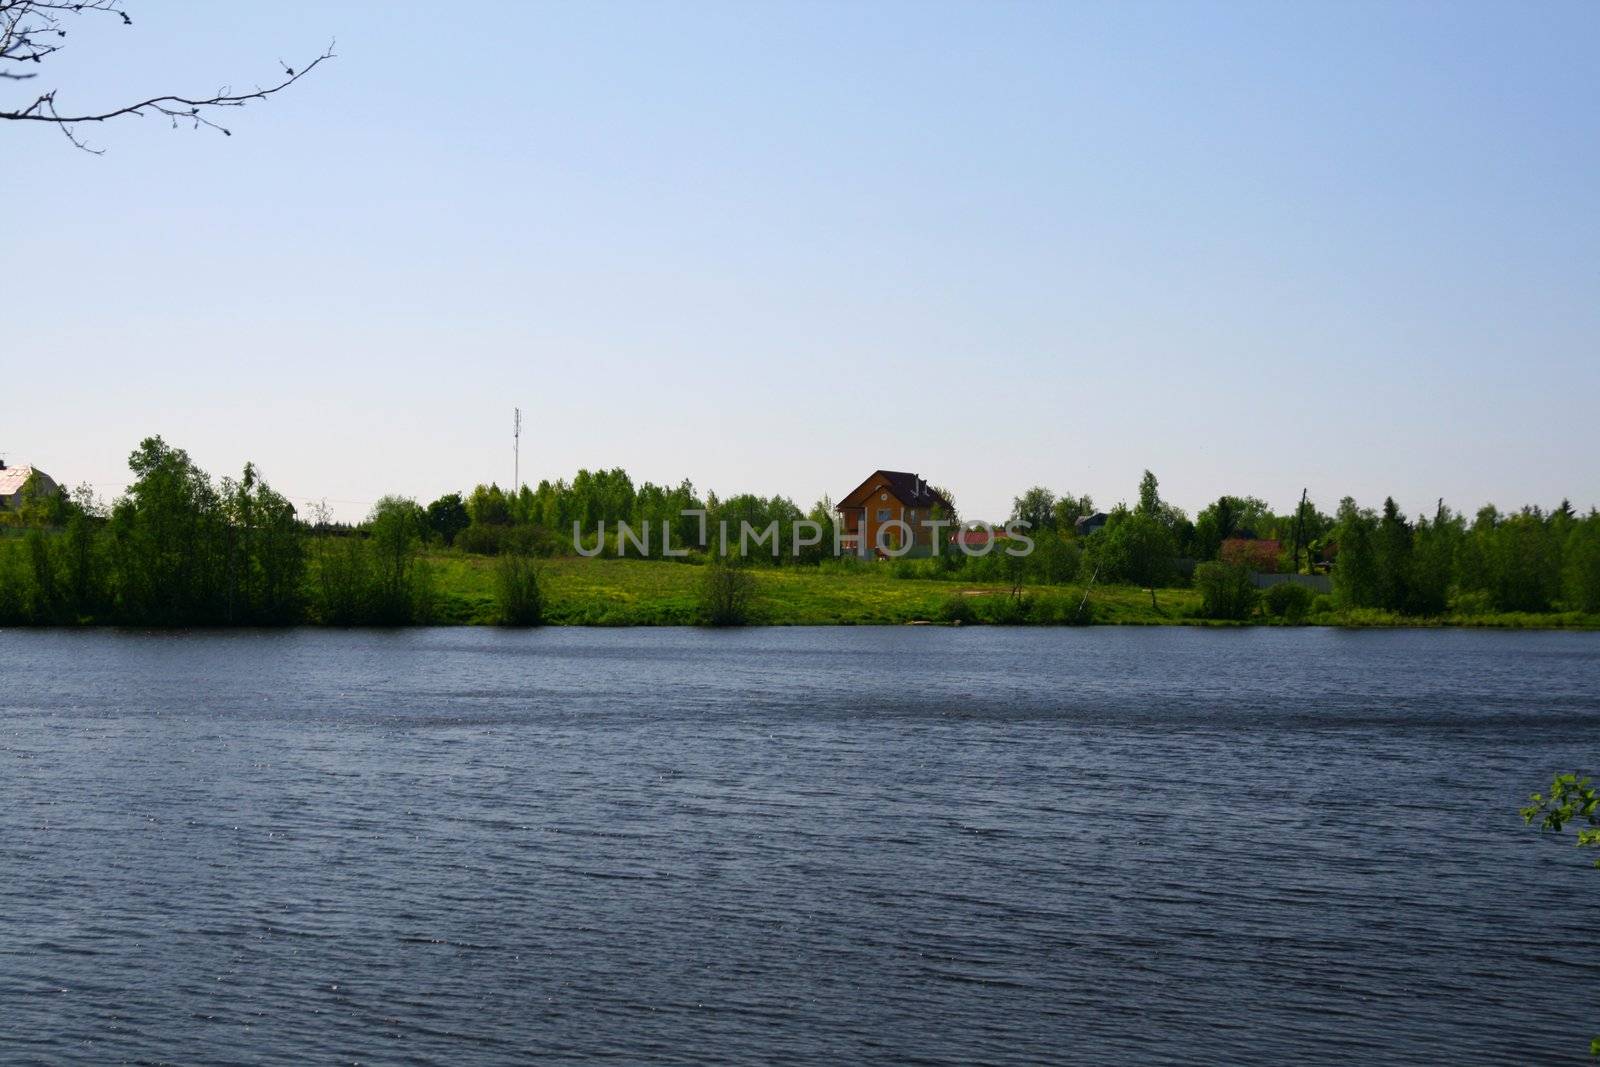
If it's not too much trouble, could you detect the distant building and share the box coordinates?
[0,461,59,513]
[950,527,1008,550]
[836,470,951,558]
[1074,512,1110,536]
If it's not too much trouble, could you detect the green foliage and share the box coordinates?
[467,483,514,526]
[61,512,107,621]
[1372,497,1414,612]
[0,541,27,624]
[1461,507,1560,612]
[978,589,1032,624]
[1330,497,1452,616]
[494,551,543,625]
[699,560,756,626]
[1563,515,1600,613]
[426,493,471,546]
[367,496,429,624]
[795,497,838,566]
[1050,493,1094,532]
[1194,495,1272,561]
[1011,486,1057,531]
[1522,772,1600,868]
[222,464,306,625]
[456,523,506,555]
[1262,581,1314,622]
[1092,507,1176,609]
[108,437,227,625]
[1520,770,1600,1060]
[1137,470,1162,517]
[4,438,1600,630]
[1333,498,1380,609]
[1408,504,1457,616]
[311,535,371,625]
[1030,530,1082,585]
[1029,592,1094,625]
[1195,561,1257,620]
[937,594,976,624]
[83,438,306,625]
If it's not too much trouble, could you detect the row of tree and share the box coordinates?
[1332,498,1600,615]
[0,438,438,626]
[417,474,829,562]
[3,442,1598,624]
[1006,473,1600,616]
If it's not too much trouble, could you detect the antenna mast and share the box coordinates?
[513,407,522,492]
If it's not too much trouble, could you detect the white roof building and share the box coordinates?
[0,464,60,510]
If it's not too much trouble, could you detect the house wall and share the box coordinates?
[836,474,947,558]
[855,485,939,557]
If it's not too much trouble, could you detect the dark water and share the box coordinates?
[1,627,1597,1065]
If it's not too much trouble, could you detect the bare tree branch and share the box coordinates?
[1,1,331,152]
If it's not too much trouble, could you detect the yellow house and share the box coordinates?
[835,470,951,558]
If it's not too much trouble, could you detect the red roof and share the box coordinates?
[951,528,1007,545]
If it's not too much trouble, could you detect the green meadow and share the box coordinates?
[417,555,1600,629]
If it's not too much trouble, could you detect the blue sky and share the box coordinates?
[7,1,1597,522]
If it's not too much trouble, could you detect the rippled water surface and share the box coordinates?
[2,627,1597,1064]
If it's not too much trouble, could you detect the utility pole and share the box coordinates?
[1291,487,1308,574]
[513,407,522,493]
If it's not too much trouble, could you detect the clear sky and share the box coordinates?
[7,1,1597,523]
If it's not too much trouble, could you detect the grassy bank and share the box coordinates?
[419,555,1600,628]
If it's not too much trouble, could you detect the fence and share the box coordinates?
[1249,572,1332,593]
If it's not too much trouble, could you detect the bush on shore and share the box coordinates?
[699,561,756,626]
[495,552,543,626]
[1263,582,1314,623]
[1195,561,1257,620]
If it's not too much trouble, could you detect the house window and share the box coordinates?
[876,508,891,521]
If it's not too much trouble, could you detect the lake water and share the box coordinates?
[1,627,1596,1064]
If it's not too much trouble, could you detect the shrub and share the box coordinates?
[1309,594,1335,616]
[699,561,756,626]
[411,559,438,624]
[1194,561,1257,620]
[979,591,1033,625]
[1451,589,1494,616]
[1026,593,1080,625]
[456,524,504,556]
[312,536,371,625]
[495,552,543,625]
[1262,582,1314,622]
[367,496,427,624]
[0,540,32,624]
[1031,592,1094,625]
[938,594,976,625]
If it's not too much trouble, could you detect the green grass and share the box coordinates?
[428,554,1194,626]
[420,553,1600,628]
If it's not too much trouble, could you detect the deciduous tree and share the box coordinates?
[1,0,331,152]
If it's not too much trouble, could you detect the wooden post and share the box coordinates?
[1291,487,1308,575]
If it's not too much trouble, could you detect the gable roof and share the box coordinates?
[0,466,39,497]
[837,470,951,511]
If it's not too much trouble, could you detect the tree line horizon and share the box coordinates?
[1,436,1598,626]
